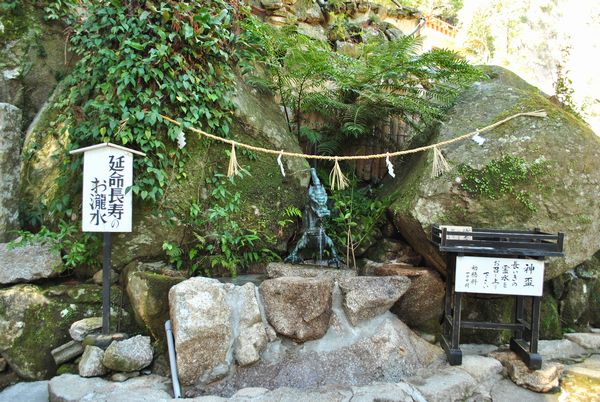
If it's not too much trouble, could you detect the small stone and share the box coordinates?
[78,346,108,377]
[102,335,153,372]
[564,332,600,350]
[111,333,128,341]
[110,371,140,382]
[491,350,563,393]
[232,387,269,398]
[83,334,115,349]
[92,269,119,285]
[51,340,84,365]
[69,317,103,341]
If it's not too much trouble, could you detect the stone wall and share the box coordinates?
[168,265,443,393]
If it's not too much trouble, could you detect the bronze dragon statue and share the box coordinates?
[284,168,343,268]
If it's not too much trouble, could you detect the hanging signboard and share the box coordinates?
[70,143,145,233]
[455,256,544,296]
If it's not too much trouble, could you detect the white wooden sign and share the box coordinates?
[81,147,132,232]
[71,143,145,233]
[455,256,544,296]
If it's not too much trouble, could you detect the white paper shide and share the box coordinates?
[81,147,133,232]
[455,256,544,296]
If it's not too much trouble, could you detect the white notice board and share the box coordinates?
[81,147,133,232]
[455,256,544,296]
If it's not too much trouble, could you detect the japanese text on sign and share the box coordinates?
[82,148,133,232]
[455,256,544,296]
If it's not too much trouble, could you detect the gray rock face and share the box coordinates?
[0,103,22,243]
[564,332,600,350]
[410,367,478,402]
[102,335,153,372]
[0,242,63,285]
[204,314,443,396]
[0,380,49,402]
[338,276,411,325]
[48,373,173,402]
[260,277,334,342]
[78,346,107,377]
[374,264,445,329]
[234,283,267,366]
[69,317,102,342]
[387,66,600,279]
[538,339,587,361]
[168,277,234,386]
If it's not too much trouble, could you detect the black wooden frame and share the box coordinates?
[431,225,564,370]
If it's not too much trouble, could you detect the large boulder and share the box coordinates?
[0,6,74,125]
[374,264,445,330]
[19,76,309,268]
[108,78,309,267]
[259,276,334,342]
[0,283,136,380]
[387,66,600,280]
[168,277,270,386]
[0,242,62,284]
[125,265,185,346]
[168,277,235,386]
[338,276,411,325]
[0,103,21,242]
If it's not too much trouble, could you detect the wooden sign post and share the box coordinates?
[430,225,564,370]
[70,143,146,334]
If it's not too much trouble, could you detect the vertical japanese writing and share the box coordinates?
[89,178,107,226]
[501,264,509,288]
[492,260,500,289]
[511,260,519,287]
[524,263,535,287]
[471,265,478,286]
[107,155,125,228]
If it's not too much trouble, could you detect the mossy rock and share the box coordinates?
[387,66,600,279]
[539,292,562,340]
[0,283,138,380]
[0,4,74,126]
[126,269,185,348]
[108,78,309,267]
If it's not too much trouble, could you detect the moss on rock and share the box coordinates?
[126,270,185,348]
[387,66,600,280]
[0,283,138,380]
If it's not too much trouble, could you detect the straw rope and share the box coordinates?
[159,110,547,161]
